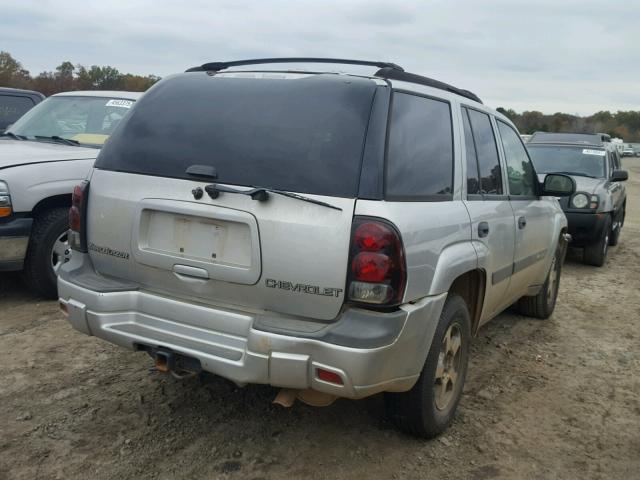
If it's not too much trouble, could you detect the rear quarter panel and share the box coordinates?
[354,200,474,301]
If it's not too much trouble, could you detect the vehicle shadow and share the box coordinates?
[0,272,41,303]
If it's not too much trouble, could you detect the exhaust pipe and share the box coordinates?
[154,351,171,373]
[273,388,338,408]
[150,348,200,379]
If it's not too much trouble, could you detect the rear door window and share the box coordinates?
[466,109,503,195]
[385,92,453,200]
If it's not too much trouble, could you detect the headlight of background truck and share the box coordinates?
[0,181,11,217]
[571,193,589,209]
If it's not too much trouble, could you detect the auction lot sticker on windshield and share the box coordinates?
[105,99,134,108]
[583,149,606,156]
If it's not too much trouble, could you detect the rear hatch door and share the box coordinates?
[88,72,380,320]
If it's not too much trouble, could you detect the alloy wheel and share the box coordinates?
[434,322,462,411]
[51,230,71,274]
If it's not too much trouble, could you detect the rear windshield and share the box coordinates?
[95,73,378,197]
[527,145,606,178]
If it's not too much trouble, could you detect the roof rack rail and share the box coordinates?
[185,57,482,104]
[374,67,483,104]
[186,57,405,73]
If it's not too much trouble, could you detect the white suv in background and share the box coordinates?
[0,90,141,297]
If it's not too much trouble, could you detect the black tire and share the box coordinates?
[385,294,471,438]
[22,208,70,298]
[583,215,611,267]
[517,239,564,319]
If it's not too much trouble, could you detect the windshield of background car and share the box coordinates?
[95,73,377,197]
[7,96,135,147]
[527,145,606,178]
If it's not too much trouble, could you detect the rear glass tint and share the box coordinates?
[385,92,453,199]
[95,73,377,197]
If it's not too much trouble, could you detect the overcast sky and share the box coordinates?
[2,0,638,115]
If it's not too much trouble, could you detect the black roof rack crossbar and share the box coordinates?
[186,57,405,73]
[374,67,483,104]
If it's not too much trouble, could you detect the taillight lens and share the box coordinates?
[354,222,394,251]
[347,217,406,306]
[69,180,89,252]
[352,252,390,282]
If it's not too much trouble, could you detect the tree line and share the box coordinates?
[0,51,159,96]
[497,108,640,142]
[2,51,639,141]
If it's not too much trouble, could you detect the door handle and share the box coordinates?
[478,221,490,238]
[518,216,527,229]
[173,264,209,279]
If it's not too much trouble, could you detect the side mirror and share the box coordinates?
[611,170,628,182]
[541,173,575,197]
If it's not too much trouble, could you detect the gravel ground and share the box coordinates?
[1,158,639,480]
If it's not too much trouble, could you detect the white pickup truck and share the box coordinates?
[0,90,141,297]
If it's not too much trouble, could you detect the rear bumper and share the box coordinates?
[0,217,33,271]
[58,254,446,399]
[565,212,608,246]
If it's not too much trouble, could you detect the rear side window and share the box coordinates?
[462,108,480,196]
[96,73,377,198]
[0,95,35,130]
[610,152,620,174]
[608,152,615,173]
[467,109,503,195]
[386,92,453,200]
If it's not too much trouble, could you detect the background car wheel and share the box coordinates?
[22,207,71,298]
[385,293,471,438]
[517,239,564,319]
[583,215,612,267]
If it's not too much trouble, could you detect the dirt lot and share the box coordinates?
[1,159,639,480]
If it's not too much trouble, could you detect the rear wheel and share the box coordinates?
[23,208,71,298]
[385,294,471,438]
[517,239,563,319]
[584,215,611,267]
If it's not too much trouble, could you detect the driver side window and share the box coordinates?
[497,121,537,197]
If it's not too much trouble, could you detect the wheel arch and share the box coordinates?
[447,269,486,336]
[31,194,72,218]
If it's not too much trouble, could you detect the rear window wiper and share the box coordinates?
[204,183,342,211]
[34,135,81,146]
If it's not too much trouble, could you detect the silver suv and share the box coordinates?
[58,58,575,437]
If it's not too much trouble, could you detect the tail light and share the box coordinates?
[347,217,406,306]
[69,180,89,252]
